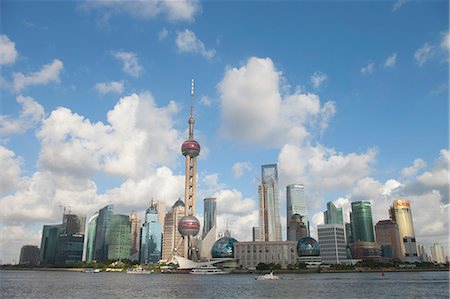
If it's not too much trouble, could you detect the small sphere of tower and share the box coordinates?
[178,215,200,236]
[181,140,201,157]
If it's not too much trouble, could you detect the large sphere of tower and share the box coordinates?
[178,215,200,236]
[181,140,201,157]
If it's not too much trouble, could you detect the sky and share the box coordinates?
[0,0,448,264]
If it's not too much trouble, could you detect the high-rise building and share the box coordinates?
[94,204,113,262]
[350,201,375,242]
[417,243,429,262]
[287,214,308,241]
[259,164,282,241]
[252,227,261,241]
[19,245,40,266]
[39,224,64,265]
[108,214,131,261]
[375,220,403,261]
[161,199,185,260]
[200,197,217,260]
[389,200,416,257]
[402,236,419,263]
[323,201,343,225]
[140,201,162,264]
[55,234,84,264]
[63,214,86,235]
[286,183,309,236]
[431,243,446,264]
[86,213,98,263]
[129,211,141,261]
[317,224,347,264]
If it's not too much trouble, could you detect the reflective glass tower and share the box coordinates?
[39,224,64,265]
[94,204,113,262]
[202,197,217,238]
[259,164,282,241]
[286,183,309,238]
[140,201,162,264]
[86,213,98,263]
[108,214,131,260]
[350,201,375,242]
[389,199,416,257]
[324,201,344,225]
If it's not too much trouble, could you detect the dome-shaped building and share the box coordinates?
[211,237,238,258]
[297,237,320,257]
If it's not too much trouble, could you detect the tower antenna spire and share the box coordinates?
[188,79,195,140]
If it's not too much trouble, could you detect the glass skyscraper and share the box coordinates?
[286,183,309,238]
[259,164,282,241]
[202,197,217,238]
[389,199,416,257]
[108,214,131,260]
[140,201,162,264]
[324,201,344,225]
[86,213,98,263]
[39,224,64,265]
[94,204,113,262]
[350,201,375,242]
[63,214,86,235]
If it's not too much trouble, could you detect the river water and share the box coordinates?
[0,270,448,298]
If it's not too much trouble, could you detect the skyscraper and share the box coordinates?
[129,211,141,261]
[140,201,162,264]
[94,204,113,262]
[39,224,64,265]
[19,245,40,266]
[86,213,98,263]
[431,243,446,264]
[161,199,185,260]
[375,219,403,261]
[200,197,217,260]
[317,224,347,264]
[389,199,416,257]
[323,201,343,225]
[108,214,131,261]
[63,214,86,235]
[259,164,282,241]
[287,214,308,241]
[286,183,309,237]
[350,201,375,242]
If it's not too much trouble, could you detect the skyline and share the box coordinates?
[0,0,448,264]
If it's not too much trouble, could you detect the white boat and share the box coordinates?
[84,269,101,273]
[190,265,227,275]
[126,268,153,274]
[255,272,280,280]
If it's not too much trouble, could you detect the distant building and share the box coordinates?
[129,211,141,261]
[351,201,375,242]
[108,214,131,261]
[402,237,419,263]
[252,227,261,242]
[140,201,162,264]
[234,241,297,269]
[39,224,64,265]
[389,200,416,258]
[323,201,343,225]
[350,241,381,261]
[63,214,86,235]
[55,234,84,264]
[317,224,346,264]
[286,183,309,237]
[431,243,446,264]
[94,205,113,262]
[287,214,308,241]
[200,197,217,260]
[259,164,282,241]
[85,213,98,263]
[161,199,185,260]
[375,220,403,261]
[19,245,40,266]
[417,243,429,262]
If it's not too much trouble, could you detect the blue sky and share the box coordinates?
[0,0,448,264]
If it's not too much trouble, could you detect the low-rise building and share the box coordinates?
[234,241,297,269]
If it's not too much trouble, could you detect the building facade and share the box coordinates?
[161,199,185,260]
[234,241,298,269]
[287,214,308,241]
[39,224,64,265]
[259,164,282,241]
[85,213,98,263]
[389,200,416,258]
[431,243,446,264]
[351,201,375,242]
[63,214,86,235]
[323,201,343,225]
[94,205,113,262]
[201,197,217,260]
[108,214,131,261]
[317,224,346,264]
[350,241,382,261]
[286,183,309,237]
[55,234,84,264]
[129,211,141,261]
[374,219,403,261]
[140,201,162,264]
[19,245,40,266]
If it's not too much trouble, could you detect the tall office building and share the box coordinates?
[39,224,64,265]
[19,245,40,266]
[317,224,347,264]
[350,201,375,242]
[140,201,162,264]
[55,234,84,264]
[86,213,98,263]
[323,201,343,225]
[108,214,131,261]
[161,199,185,260]
[63,214,86,235]
[200,197,217,260]
[431,243,446,264]
[286,183,309,237]
[129,211,141,261]
[94,204,113,262]
[375,219,402,261]
[259,164,282,241]
[287,214,308,241]
[389,200,416,257]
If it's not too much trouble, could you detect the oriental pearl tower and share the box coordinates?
[178,79,201,260]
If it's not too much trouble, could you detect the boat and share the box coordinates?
[255,272,280,280]
[84,269,101,273]
[126,268,153,274]
[189,265,228,275]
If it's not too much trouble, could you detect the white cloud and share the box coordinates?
[441,32,450,50]
[232,161,252,178]
[78,0,200,22]
[199,95,212,106]
[401,158,427,177]
[218,57,335,146]
[0,226,41,265]
[213,189,256,216]
[360,62,375,74]
[0,146,27,194]
[384,53,397,68]
[310,71,328,89]
[175,29,216,59]
[0,34,18,65]
[0,95,45,136]
[94,81,124,95]
[414,43,435,66]
[12,59,63,91]
[158,28,169,41]
[112,51,143,77]
[392,0,410,12]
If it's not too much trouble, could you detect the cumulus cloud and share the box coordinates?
[0,146,27,194]
[94,81,124,95]
[158,28,169,41]
[310,71,328,89]
[384,53,397,68]
[392,0,410,12]
[12,59,63,92]
[112,51,143,77]
[414,43,435,66]
[218,57,335,146]
[401,158,427,177]
[0,95,45,136]
[175,29,215,59]
[360,62,375,74]
[0,34,18,65]
[213,189,256,216]
[232,161,252,178]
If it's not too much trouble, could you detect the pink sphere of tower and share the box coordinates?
[181,140,200,157]
[178,215,200,236]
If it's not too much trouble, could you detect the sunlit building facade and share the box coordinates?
[389,200,416,258]
[129,211,141,261]
[286,183,309,237]
[140,201,162,264]
[235,241,297,269]
[350,201,375,242]
[161,199,185,260]
[317,224,346,264]
[323,201,343,225]
[86,213,98,263]
[259,164,282,241]
[374,219,403,261]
